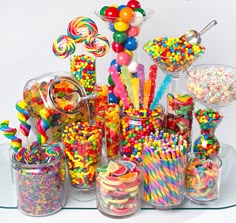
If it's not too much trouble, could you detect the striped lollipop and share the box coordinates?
[0,120,22,152]
[16,100,31,148]
[37,108,52,145]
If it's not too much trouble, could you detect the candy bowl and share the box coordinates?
[186,64,236,109]
[185,152,222,204]
[96,159,142,218]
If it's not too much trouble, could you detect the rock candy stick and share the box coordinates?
[148,64,158,106]
[143,79,151,109]
[131,78,140,110]
[136,64,145,105]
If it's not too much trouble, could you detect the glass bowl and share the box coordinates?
[186,64,236,109]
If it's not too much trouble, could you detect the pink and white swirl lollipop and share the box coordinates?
[52,35,76,58]
[67,16,98,43]
[84,33,110,57]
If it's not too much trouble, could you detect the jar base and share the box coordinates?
[185,194,218,205]
[70,185,96,202]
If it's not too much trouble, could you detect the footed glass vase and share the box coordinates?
[193,109,223,156]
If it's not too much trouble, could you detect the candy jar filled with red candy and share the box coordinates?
[186,64,236,156]
[95,0,155,103]
[23,71,93,142]
[96,159,142,218]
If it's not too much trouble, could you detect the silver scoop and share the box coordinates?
[181,20,217,44]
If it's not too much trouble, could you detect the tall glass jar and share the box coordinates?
[11,146,66,216]
[120,105,164,165]
[23,72,93,142]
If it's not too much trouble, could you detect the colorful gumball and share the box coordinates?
[119,7,135,23]
[124,37,138,51]
[100,6,109,16]
[116,52,131,66]
[113,31,128,43]
[108,74,115,86]
[104,7,119,21]
[114,20,129,32]
[123,49,133,59]
[110,59,121,72]
[127,0,141,9]
[112,41,124,53]
[128,25,140,37]
[131,11,144,26]
[117,4,127,11]
[108,22,116,32]
[128,60,138,73]
[134,7,146,16]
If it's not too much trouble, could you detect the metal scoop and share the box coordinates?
[181,20,217,44]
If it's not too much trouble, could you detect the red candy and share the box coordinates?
[127,0,141,9]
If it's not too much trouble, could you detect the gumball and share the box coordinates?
[119,7,135,23]
[124,37,138,51]
[104,7,119,22]
[109,22,116,32]
[134,7,146,16]
[123,49,133,59]
[116,52,131,66]
[127,60,138,73]
[130,11,144,26]
[114,20,129,32]
[127,0,141,9]
[118,5,127,11]
[108,74,115,86]
[112,41,124,53]
[127,25,140,37]
[110,59,121,72]
[113,31,128,43]
[100,6,109,16]
[109,92,119,103]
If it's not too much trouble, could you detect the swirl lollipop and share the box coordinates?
[43,143,61,163]
[16,100,31,148]
[0,120,22,152]
[37,108,52,145]
[84,33,110,57]
[67,16,98,43]
[52,35,76,58]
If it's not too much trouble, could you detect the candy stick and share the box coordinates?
[148,64,158,106]
[120,65,133,105]
[16,100,31,149]
[0,120,22,152]
[37,108,52,145]
[136,64,145,105]
[131,78,140,110]
[150,74,172,111]
[143,79,151,109]
[108,65,129,107]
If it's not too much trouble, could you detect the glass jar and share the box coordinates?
[23,72,93,142]
[185,152,222,204]
[96,159,142,218]
[11,145,66,216]
[120,105,164,165]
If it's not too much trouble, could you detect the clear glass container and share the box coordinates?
[120,105,164,165]
[96,159,142,218]
[61,121,103,201]
[23,72,93,142]
[11,145,66,216]
[185,152,222,204]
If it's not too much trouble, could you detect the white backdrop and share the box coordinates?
[0,0,236,149]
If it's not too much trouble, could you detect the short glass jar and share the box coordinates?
[120,105,164,165]
[11,146,66,216]
[96,159,142,218]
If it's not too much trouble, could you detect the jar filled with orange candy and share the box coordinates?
[23,71,94,142]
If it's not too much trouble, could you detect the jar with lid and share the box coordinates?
[23,71,95,142]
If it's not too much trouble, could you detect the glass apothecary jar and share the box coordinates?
[23,71,93,142]
[11,145,66,216]
[120,105,164,165]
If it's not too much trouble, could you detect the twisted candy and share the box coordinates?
[16,100,31,137]
[84,33,110,57]
[52,35,76,58]
[37,108,52,145]
[67,16,98,43]
[0,120,22,152]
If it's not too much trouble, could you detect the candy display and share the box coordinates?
[120,105,164,165]
[12,147,66,216]
[193,109,223,156]
[187,64,236,108]
[105,103,120,158]
[185,153,222,203]
[23,72,90,142]
[96,0,154,103]
[143,37,206,76]
[143,131,187,208]
[96,160,141,217]
[165,93,194,152]
[61,122,103,189]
